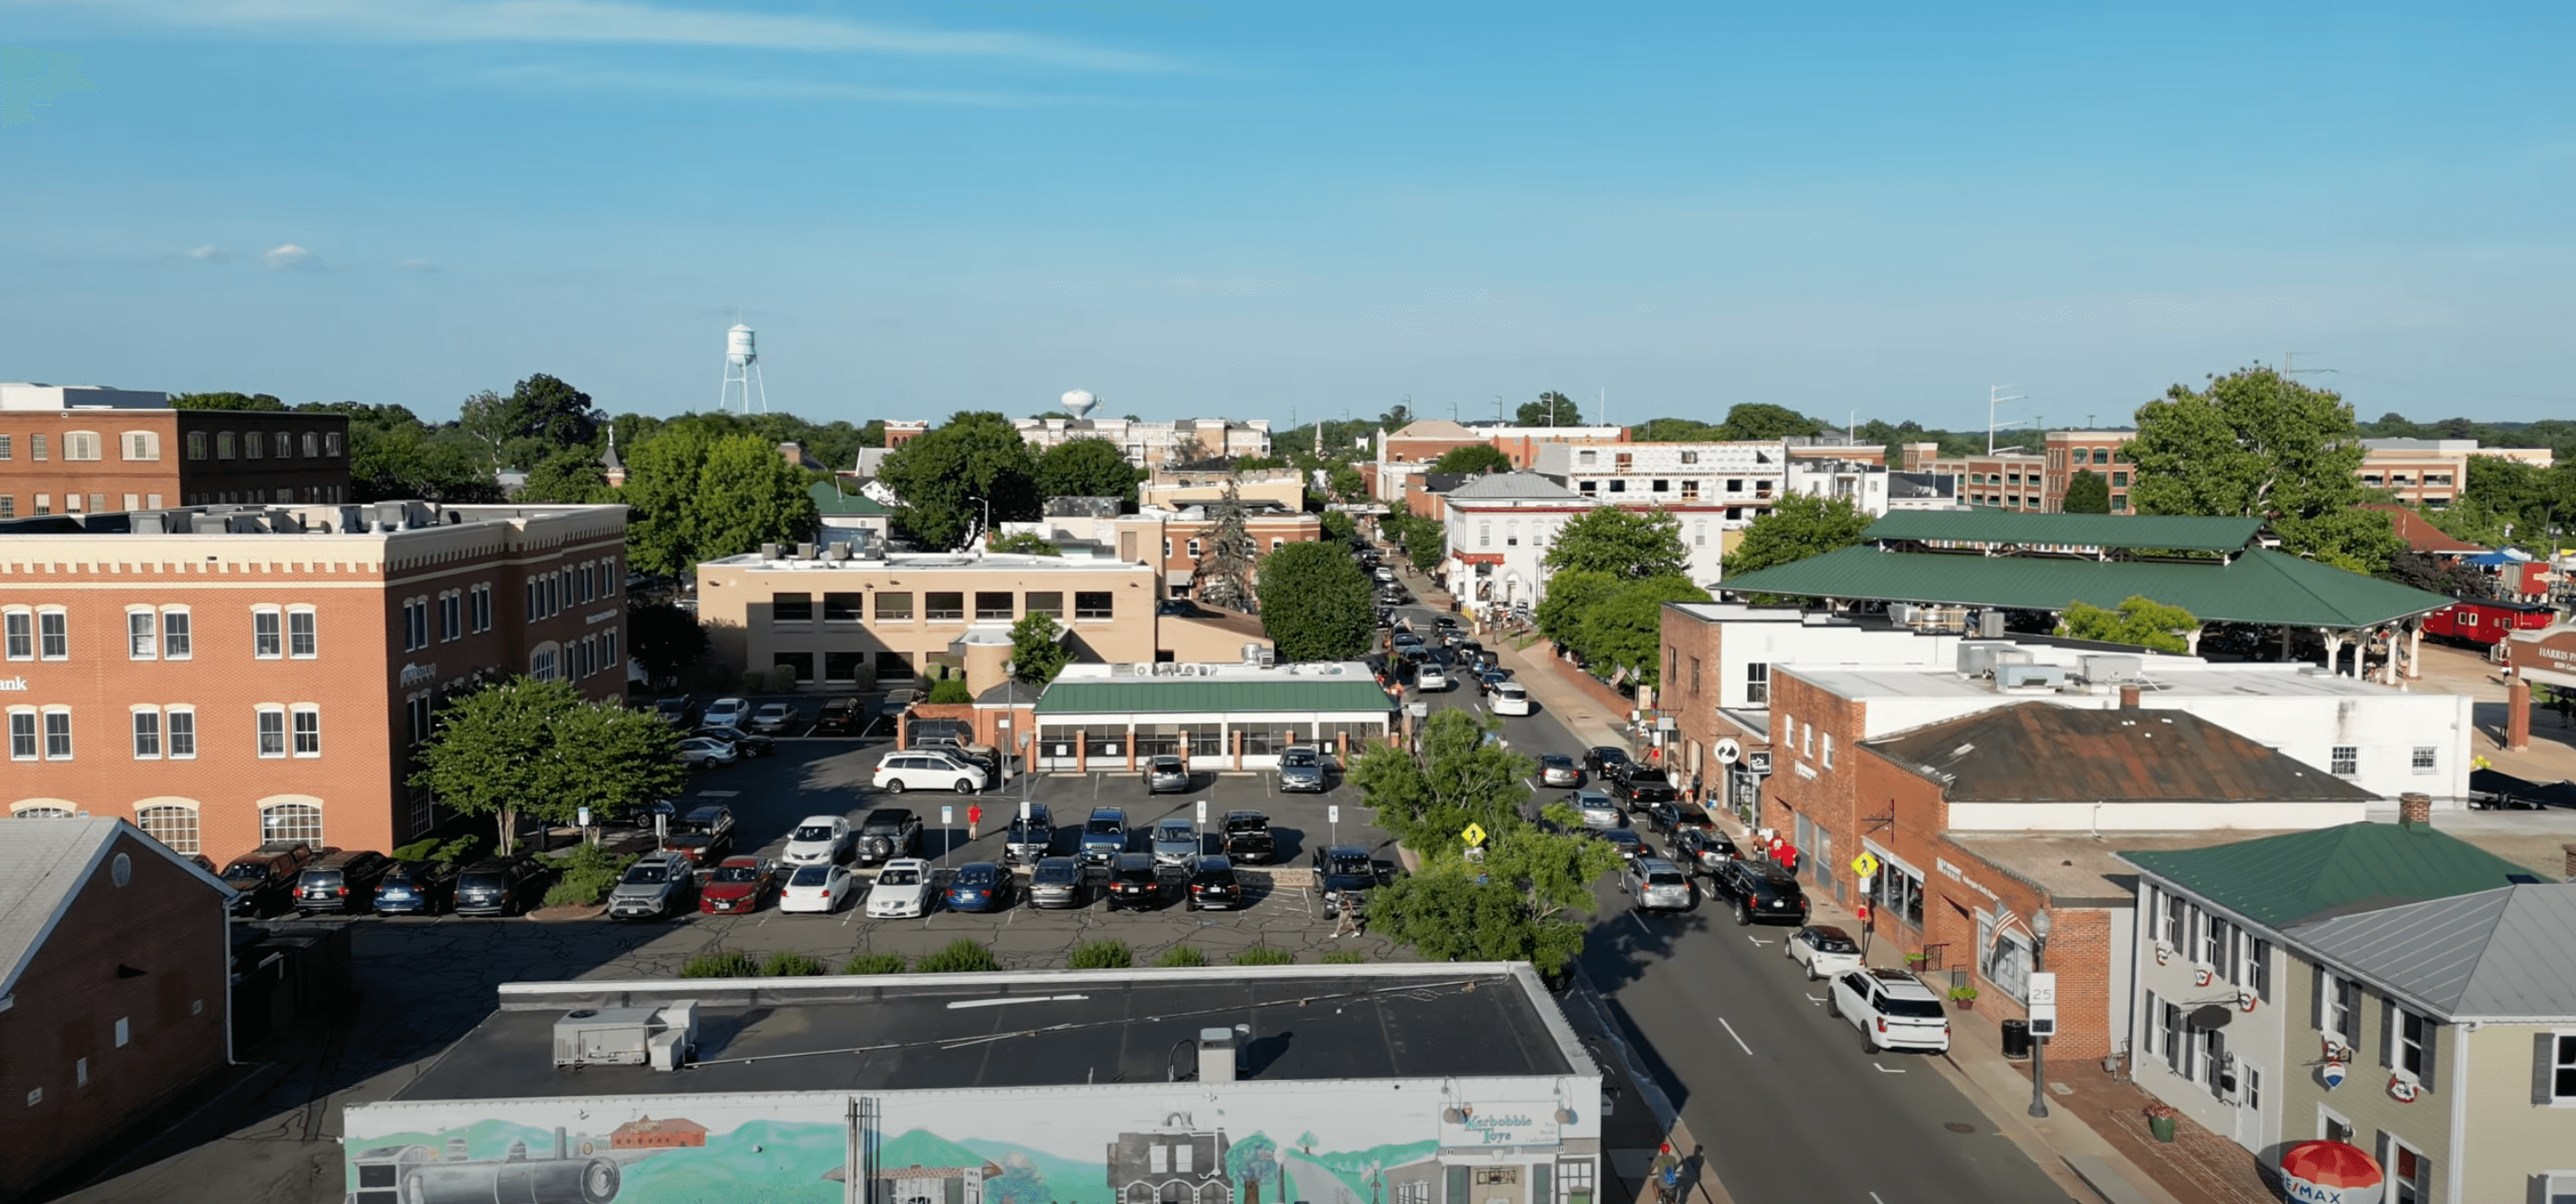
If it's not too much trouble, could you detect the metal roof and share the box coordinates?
[2285,884,2576,1021]
[1863,704,2376,803]
[1862,511,2267,552]
[0,817,227,998]
[1443,472,1586,502]
[1035,675,1396,716]
[2358,504,2486,555]
[2119,823,2536,931]
[1719,545,2453,629]
[809,481,890,516]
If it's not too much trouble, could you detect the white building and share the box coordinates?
[1014,416,1272,467]
[1781,456,1893,516]
[1530,439,1786,521]
[1438,473,1596,615]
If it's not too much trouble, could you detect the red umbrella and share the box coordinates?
[2278,1140,2383,1204]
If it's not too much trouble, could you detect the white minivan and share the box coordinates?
[1488,681,1533,716]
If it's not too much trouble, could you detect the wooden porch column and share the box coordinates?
[2407,624,2424,680]
[1232,729,1244,772]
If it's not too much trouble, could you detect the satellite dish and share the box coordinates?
[2189,1005,2234,1030]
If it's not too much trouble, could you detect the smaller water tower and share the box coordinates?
[1061,389,1099,420]
[719,323,768,414]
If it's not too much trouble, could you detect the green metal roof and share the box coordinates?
[1719,545,2452,629]
[1035,675,1396,716]
[1864,511,2267,553]
[2119,824,2536,930]
[810,481,889,517]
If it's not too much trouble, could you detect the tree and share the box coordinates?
[617,430,817,575]
[875,411,1040,549]
[927,678,973,704]
[988,531,1061,556]
[1195,485,1261,613]
[1328,465,1368,502]
[2127,367,2401,571]
[1431,444,1512,474]
[2061,469,2111,514]
[1628,417,1723,443]
[1398,512,1444,572]
[986,1156,1049,1204]
[2056,596,2199,653]
[1009,612,1072,685]
[1034,437,1141,503]
[627,602,710,685]
[2378,551,2492,600]
[1580,576,1712,686]
[409,677,684,856]
[1543,507,1688,580]
[1256,541,1374,661]
[457,375,603,474]
[1379,403,1412,429]
[1534,568,1617,655]
[1223,1134,1281,1204]
[1319,510,1357,544]
[1716,403,1825,440]
[515,447,608,504]
[169,391,287,411]
[1517,392,1583,427]
[857,419,887,448]
[1719,494,1873,580]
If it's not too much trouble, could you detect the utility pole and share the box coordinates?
[1497,394,1506,424]
[1598,387,1607,427]
[1988,385,2027,454]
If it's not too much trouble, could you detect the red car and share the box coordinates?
[698,856,778,915]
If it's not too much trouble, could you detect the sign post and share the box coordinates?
[2028,972,2058,1038]
[1328,803,1341,847]
[940,805,954,869]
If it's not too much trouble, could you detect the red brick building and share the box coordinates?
[1,500,629,861]
[609,1116,708,1148]
[0,817,233,1201]
[0,385,352,518]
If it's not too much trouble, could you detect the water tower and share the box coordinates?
[1061,389,1099,421]
[719,323,768,414]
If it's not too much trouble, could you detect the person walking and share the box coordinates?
[1648,1143,1680,1204]
[967,803,983,840]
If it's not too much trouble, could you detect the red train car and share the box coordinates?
[2423,597,2558,647]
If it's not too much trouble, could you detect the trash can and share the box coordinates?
[2000,1019,2032,1060]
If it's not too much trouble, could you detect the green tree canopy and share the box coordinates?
[1716,403,1825,440]
[1431,444,1512,474]
[1319,510,1356,544]
[1328,465,1369,502]
[409,677,684,855]
[1009,611,1072,685]
[1719,493,1874,580]
[1034,437,1142,503]
[988,531,1062,556]
[516,447,609,504]
[627,601,710,685]
[619,429,819,575]
[1517,392,1584,426]
[169,391,288,411]
[876,411,1041,549]
[1579,575,1712,686]
[1195,486,1262,613]
[1534,568,1617,651]
[1628,417,1724,442]
[2061,468,2111,514]
[2055,595,2199,653]
[1256,541,1374,661]
[2127,367,2400,571]
[457,374,601,473]
[1543,506,1689,580]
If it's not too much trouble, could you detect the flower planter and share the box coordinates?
[1953,998,1974,1011]
[2148,1116,2178,1143]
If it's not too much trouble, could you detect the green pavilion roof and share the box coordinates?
[1862,511,2268,553]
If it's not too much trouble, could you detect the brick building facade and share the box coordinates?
[0,385,352,518]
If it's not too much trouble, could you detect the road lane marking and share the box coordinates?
[1745,935,1772,946]
[1805,993,1825,1005]
[1629,913,1652,936]
[1870,1194,1888,1204]
[1872,1063,1906,1074]
[1717,1017,1754,1057]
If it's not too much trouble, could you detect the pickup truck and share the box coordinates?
[1221,811,1275,864]
[855,808,923,865]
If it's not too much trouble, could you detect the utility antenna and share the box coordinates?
[2279,352,2338,382]
[1986,385,2028,454]
[1598,387,1607,427]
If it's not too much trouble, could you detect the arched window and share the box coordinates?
[260,801,324,845]
[137,801,201,854]
[10,801,77,819]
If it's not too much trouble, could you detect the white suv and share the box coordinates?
[872,750,988,794]
[1827,968,1951,1055]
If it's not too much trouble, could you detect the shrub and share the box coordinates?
[913,939,1001,973]
[1233,946,1294,967]
[761,951,831,977]
[927,678,973,704]
[1320,950,1366,965]
[1068,940,1134,969]
[680,949,758,978]
[539,843,636,907]
[1152,946,1209,969]
[391,834,483,865]
[843,952,909,975]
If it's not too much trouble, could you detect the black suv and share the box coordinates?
[1221,811,1275,865]
[294,850,391,916]
[1664,825,1739,877]
[857,809,924,864]
[1186,856,1241,912]
[1004,805,1056,865]
[1310,845,1377,911]
[814,697,863,734]
[1710,858,1811,926]
[221,842,319,917]
[694,725,777,757]
[1582,746,1633,782]
[453,855,552,916]
[1105,853,1165,911]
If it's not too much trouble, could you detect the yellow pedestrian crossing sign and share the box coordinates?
[1852,852,1880,879]
[1461,823,1488,847]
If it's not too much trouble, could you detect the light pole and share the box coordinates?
[967,495,992,548]
[2028,908,2053,1119]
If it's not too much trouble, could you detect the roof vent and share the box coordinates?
[1996,664,2066,691]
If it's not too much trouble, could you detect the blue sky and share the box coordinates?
[2,0,2570,429]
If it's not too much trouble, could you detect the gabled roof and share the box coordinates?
[1862,511,2267,553]
[1719,544,2454,629]
[1387,420,1479,439]
[1863,704,2375,803]
[1036,676,1394,716]
[2357,504,2485,554]
[810,481,890,516]
[0,818,228,997]
[2285,883,2576,1021]
[1443,472,1587,503]
[2119,823,2536,931]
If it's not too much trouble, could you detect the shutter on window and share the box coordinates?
[2538,1033,2560,1106]
[2379,997,2395,1068]
[2421,1017,2437,1085]
[1445,1166,1470,1204]
[2311,965,2325,1031]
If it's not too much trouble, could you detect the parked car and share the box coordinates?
[1537,753,1580,787]
[1105,853,1166,911]
[1613,768,1677,808]
[294,850,390,916]
[677,736,740,767]
[1277,745,1328,792]
[1489,682,1534,716]
[664,805,736,867]
[1150,819,1200,866]
[814,697,863,734]
[698,856,780,915]
[1186,855,1242,912]
[1433,615,1460,633]
[1475,668,1511,695]
[1631,800,1683,835]
[855,809,924,864]
[1829,968,1952,1055]
[1664,825,1740,876]
[221,842,319,916]
[944,862,1017,913]
[653,697,693,726]
[694,725,777,757]
[748,702,797,733]
[873,749,988,794]
[1079,808,1129,865]
[372,858,461,916]
[1390,633,1426,656]
[452,854,550,916]
[1785,925,1866,981]
[1417,663,1452,692]
[781,862,862,915]
[1373,605,1394,627]
[607,851,698,920]
[699,696,751,729]
[1621,857,1695,912]
[1221,810,1275,864]
[781,815,855,867]
[1028,856,1087,908]
[863,860,933,918]
[1310,845,1377,911]
[1570,791,1621,830]
[1143,755,1191,794]
[1003,805,1056,865]
[1583,746,1633,781]
[1710,858,1812,926]
[1600,828,1646,868]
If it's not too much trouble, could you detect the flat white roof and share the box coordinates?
[704,551,1152,572]
[1785,661,2421,702]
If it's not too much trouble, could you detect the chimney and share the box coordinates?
[2398,792,2432,831]
[2563,844,2576,881]
[2118,685,2141,709]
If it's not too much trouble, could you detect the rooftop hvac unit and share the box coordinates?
[759,543,782,560]
[2080,654,2145,683]
[1975,609,2007,638]
[796,542,816,560]
[1996,663,2068,690]
[1257,649,1276,668]
[1957,641,2032,677]
[1888,603,1917,625]
[1242,642,1266,665]
[826,543,851,562]
[552,1000,699,1071]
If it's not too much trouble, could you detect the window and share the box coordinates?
[2544,1033,2576,1103]
[8,710,34,759]
[440,593,461,642]
[42,709,72,759]
[257,707,288,757]
[291,706,321,757]
[1608,479,1627,493]
[138,805,198,854]
[469,584,493,633]
[1577,449,1596,465]
[0,498,10,518]
[1800,722,1813,758]
[2382,1137,2426,1204]
[1689,656,1702,695]
[2331,745,2358,775]
[2243,936,2272,1001]
[261,803,323,845]
[2320,969,2361,1042]
[255,608,284,658]
[406,695,431,747]
[302,431,319,458]
[324,431,342,456]
[244,430,264,459]
[875,591,914,621]
[122,431,160,460]
[1506,520,1519,547]
[2388,1004,2432,1081]
[64,431,102,460]
[401,598,428,651]
[1026,591,1063,618]
[166,708,194,758]
[216,431,235,459]
[165,607,196,658]
[773,592,813,622]
[976,591,1014,621]
[186,431,207,459]
[926,592,964,620]
[1678,450,1699,465]
[0,434,9,458]
[531,647,559,681]
[30,433,47,460]
[39,610,67,660]
[1479,524,1490,547]
[289,608,316,658]
[2323,1112,2353,1146]
[1681,479,1700,500]
[1076,591,1115,620]
[823,592,863,622]
[132,710,160,758]
[1188,537,1204,558]
[1821,733,1834,768]
[129,610,157,660]
[2203,914,2233,972]
[2411,746,2437,774]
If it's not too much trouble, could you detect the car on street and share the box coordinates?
[1621,857,1695,912]
[677,736,740,767]
[452,854,551,916]
[1150,818,1199,866]
[748,702,797,733]
[1710,858,1812,926]
[1143,755,1192,794]
[1631,800,1683,835]
[698,856,780,914]
[293,850,390,916]
[1664,825,1740,876]
[780,862,862,915]
[943,862,1017,913]
[1079,808,1129,865]
[1582,746,1633,782]
[221,842,319,917]
[1185,855,1243,911]
[371,858,461,916]
[1433,615,1460,633]
[1416,663,1451,692]
[1028,856,1087,908]
[855,809,923,864]
[1277,745,1328,792]
[653,697,693,725]
[1003,805,1056,864]
[1489,681,1533,715]
[814,697,863,734]
[1221,810,1275,864]
[1570,791,1621,830]
[873,749,988,794]
[1311,845,1377,911]
[1390,633,1426,657]
[1613,767,1676,808]
[1829,968,1952,1054]
[699,696,751,729]
[607,851,698,921]
[1537,753,1580,787]
[1374,605,1394,627]
[1785,925,1866,981]
[781,815,855,866]
[1600,828,1646,868]
[1105,853,1166,911]
[863,860,933,918]
[664,805,737,867]
[695,725,777,757]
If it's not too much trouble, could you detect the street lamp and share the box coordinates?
[2028,908,2053,1119]
[966,495,992,548]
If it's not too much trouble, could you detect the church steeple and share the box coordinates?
[600,423,626,488]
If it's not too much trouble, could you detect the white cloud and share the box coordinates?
[263,243,319,269]
[56,0,1176,72]
[480,62,1089,106]
[181,244,231,262]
